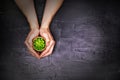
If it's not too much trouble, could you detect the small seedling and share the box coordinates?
[33,37,46,52]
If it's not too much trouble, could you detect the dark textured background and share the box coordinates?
[0,0,120,80]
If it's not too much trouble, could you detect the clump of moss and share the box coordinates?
[33,37,46,52]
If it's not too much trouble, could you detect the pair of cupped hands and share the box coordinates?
[24,27,55,59]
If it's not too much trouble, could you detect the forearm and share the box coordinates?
[41,0,64,29]
[15,0,39,29]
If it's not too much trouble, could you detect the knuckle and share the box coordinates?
[25,40,31,45]
[28,41,31,44]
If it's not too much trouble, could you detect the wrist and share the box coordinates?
[29,23,39,30]
[40,23,49,29]
[41,17,52,29]
[27,17,39,30]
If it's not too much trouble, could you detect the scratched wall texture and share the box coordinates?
[0,0,120,80]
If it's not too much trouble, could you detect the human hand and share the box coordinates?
[25,28,40,59]
[39,27,55,58]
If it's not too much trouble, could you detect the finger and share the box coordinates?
[41,41,55,57]
[39,41,53,58]
[27,30,39,43]
[40,41,55,58]
[40,31,52,43]
[40,34,50,46]
[25,42,40,59]
[42,41,55,57]
[41,43,55,58]
[26,43,39,58]
[27,48,40,59]
[29,34,38,45]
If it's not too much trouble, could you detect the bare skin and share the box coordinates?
[15,0,64,59]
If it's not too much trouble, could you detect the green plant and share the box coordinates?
[33,37,46,52]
